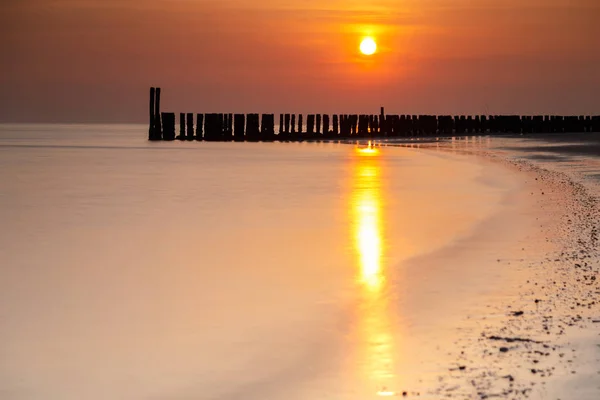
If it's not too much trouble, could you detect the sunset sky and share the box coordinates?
[1,0,599,122]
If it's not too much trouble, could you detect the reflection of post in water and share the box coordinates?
[350,146,397,395]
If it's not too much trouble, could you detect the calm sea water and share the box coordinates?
[0,124,534,399]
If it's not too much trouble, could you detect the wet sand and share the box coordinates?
[386,136,600,399]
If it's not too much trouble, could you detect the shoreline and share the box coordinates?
[398,139,600,399]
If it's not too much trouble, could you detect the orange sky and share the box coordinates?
[1,0,599,122]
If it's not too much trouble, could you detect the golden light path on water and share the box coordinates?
[350,145,397,396]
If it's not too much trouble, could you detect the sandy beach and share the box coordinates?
[384,135,600,399]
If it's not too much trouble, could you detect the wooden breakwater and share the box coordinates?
[148,87,600,141]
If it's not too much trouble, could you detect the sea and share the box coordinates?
[0,124,555,399]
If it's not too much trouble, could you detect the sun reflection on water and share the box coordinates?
[350,146,396,394]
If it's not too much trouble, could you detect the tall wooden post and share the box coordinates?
[234,114,245,141]
[155,88,162,139]
[149,87,156,140]
[178,113,185,140]
[196,114,204,140]
[316,114,322,136]
[285,114,291,135]
[307,115,315,136]
[380,107,385,136]
[161,112,175,141]
[333,115,339,136]
[186,113,194,140]
[279,114,284,135]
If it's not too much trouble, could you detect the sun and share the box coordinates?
[360,37,377,55]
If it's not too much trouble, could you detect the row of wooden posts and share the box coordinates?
[148,87,600,141]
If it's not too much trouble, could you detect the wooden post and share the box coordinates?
[298,114,303,139]
[285,114,291,135]
[195,114,203,140]
[161,112,175,141]
[307,115,315,136]
[279,114,284,135]
[178,113,185,140]
[246,114,260,141]
[260,114,272,141]
[291,114,296,134]
[149,87,156,140]
[154,88,162,139]
[186,113,194,140]
[263,114,275,141]
[323,114,330,138]
[333,115,339,136]
[234,114,245,141]
[380,107,385,136]
[316,114,322,136]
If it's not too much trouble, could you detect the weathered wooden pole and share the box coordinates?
[178,113,185,140]
[233,114,245,141]
[284,114,291,135]
[323,114,330,137]
[228,113,234,140]
[380,107,385,136]
[195,114,203,140]
[298,114,303,139]
[149,87,156,140]
[291,114,296,134]
[279,114,284,135]
[246,114,260,141]
[186,113,194,140]
[333,115,339,136]
[154,88,162,139]
[161,112,175,141]
[316,114,322,136]
[262,114,275,141]
[307,115,315,136]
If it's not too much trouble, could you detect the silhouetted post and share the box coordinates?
[291,114,296,134]
[585,116,591,132]
[154,88,162,140]
[234,114,245,141]
[351,115,358,136]
[298,114,303,139]
[333,115,339,136]
[246,114,260,141]
[178,113,185,140]
[185,113,193,140]
[307,114,315,136]
[268,114,275,140]
[323,114,330,138]
[358,115,365,137]
[260,114,275,141]
[284,114,291,135]
[222,114,232,141]
[195,114,204,140]
[204,113,217,141]
[408,115,415,136]
[149,87,156,140]
[316,114,322,136]
[279,114,284,135]
[380,107,385,135]
[161,112,175,140]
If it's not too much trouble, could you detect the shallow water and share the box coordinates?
[0,125,542,399]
